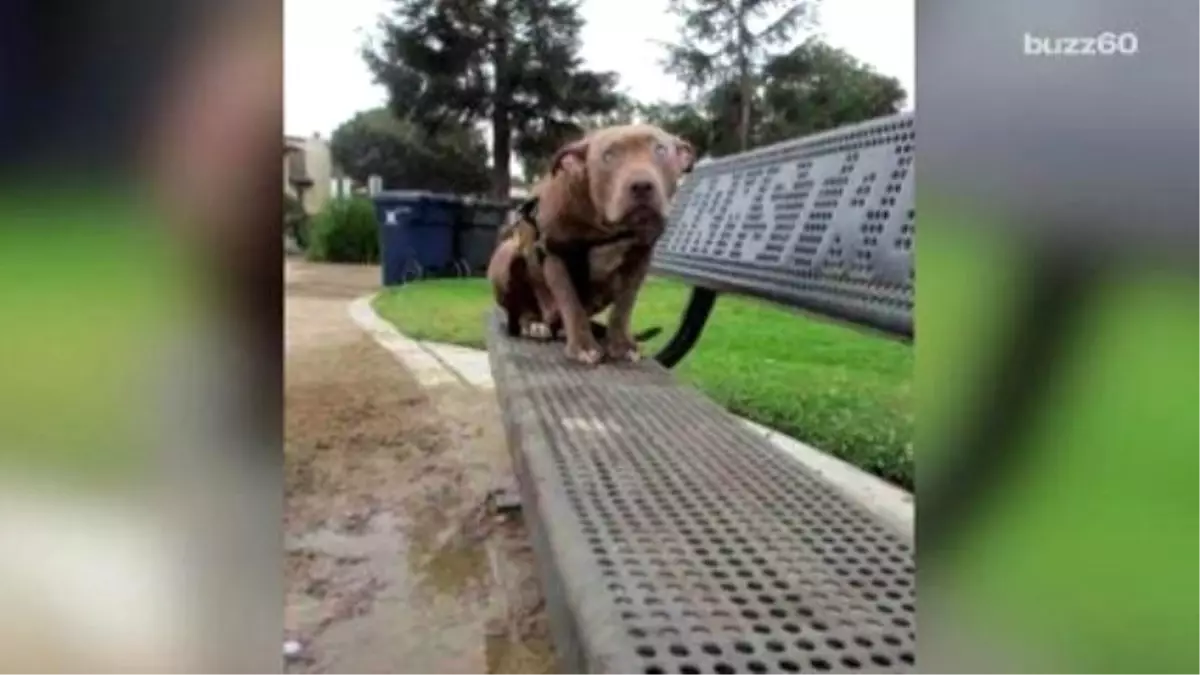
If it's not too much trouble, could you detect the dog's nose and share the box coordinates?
[629,180,654,201]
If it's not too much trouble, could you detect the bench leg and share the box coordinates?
[920,253,1097,548]
[654,287,718,368]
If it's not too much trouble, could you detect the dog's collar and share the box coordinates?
[541,230,637,257]
[517,195,540,230]
[518,196,639,254]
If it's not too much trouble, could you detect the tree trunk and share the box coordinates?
[736,4,751,151]
[490,0,512,200]
[738,70,752,151]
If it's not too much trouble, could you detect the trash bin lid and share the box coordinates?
[474,198,510,208]
[373,189,430,204]
[421,192,467,205]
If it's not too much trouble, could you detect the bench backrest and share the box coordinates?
[653,112,915,339]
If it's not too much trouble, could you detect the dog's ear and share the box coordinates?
[672,136,696,174]
[550,138,589,176]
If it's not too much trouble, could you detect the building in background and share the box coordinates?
[283,133,333,214]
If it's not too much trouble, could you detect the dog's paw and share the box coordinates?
[564,341,604,366]
[527,322,553,340]
[605,337,641,362]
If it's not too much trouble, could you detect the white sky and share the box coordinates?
[284,0,914,138]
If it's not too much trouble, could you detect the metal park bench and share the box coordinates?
[486,112,915,674]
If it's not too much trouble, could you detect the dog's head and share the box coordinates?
[550,125,695,229]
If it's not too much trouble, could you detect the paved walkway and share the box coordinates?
[284,261,552,674]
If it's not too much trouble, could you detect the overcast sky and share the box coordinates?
[284,0,914,138]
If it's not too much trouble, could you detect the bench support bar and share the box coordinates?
[653,286,718,368]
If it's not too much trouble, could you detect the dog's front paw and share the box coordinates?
[605,334,641,362]
[526,321,553,340]
[564,339,604,366]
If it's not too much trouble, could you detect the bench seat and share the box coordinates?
[486,312,915,674]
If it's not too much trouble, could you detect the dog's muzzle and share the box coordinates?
[624,204,664,228]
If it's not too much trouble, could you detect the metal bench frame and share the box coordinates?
[487,112,916,674]
[652,112,914,368]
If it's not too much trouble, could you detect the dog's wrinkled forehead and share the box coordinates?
[550,124,695,177]
[590,129,667,164]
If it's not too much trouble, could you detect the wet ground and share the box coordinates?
[284,261,554,673]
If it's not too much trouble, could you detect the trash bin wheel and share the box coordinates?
[403,259,424,283]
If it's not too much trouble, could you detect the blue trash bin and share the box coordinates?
[374,191,464,285]
[413,192,463,276]
[374,190,425,286]
[455,198,510,275]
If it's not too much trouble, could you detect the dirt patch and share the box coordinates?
[284,262,552,673]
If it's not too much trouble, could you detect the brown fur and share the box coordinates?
[535,124,695,364]
[487,201,661,343]
[486,198,557,339]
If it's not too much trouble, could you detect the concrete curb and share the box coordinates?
[347,296,460,388]
[348,293,913,537]
[735,418,913,535]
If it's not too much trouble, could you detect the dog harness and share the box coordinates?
[516,196,639,309]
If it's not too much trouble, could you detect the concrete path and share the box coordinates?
[284,262,552,674]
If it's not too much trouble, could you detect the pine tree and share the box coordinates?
[663,0,820,151]
[364,0,621,198]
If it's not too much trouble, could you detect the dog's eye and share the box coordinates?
[654,143,670,158]
[602,149,616,164]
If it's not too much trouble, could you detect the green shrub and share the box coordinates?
[307,197,379,263]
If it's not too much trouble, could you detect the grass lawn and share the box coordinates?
[374,277,913,489]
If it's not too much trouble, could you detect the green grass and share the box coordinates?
[373,277,913,488]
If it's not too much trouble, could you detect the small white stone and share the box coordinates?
[283,640,304,659]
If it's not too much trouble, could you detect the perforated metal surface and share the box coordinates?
[488,314,915,674]
[653,113,915,338]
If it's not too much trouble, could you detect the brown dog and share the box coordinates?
[489,231,664,342]
[534,124,695,365]
[487,177,668,346]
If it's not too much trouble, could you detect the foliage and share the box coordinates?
[577,92,641,131]
[357,0,905,190]
[364,0,622,198]
[647,38,907,159]
[330,108,490,195]
[757,39,907,144]
[663,0,821,150]
[698,79,748,158]
[306,197,380,264]
[637,100,714,159]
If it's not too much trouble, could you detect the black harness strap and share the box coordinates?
[517,196,637,308]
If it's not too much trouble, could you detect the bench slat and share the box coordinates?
[653,113,915,339]
[488,313,915,674]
